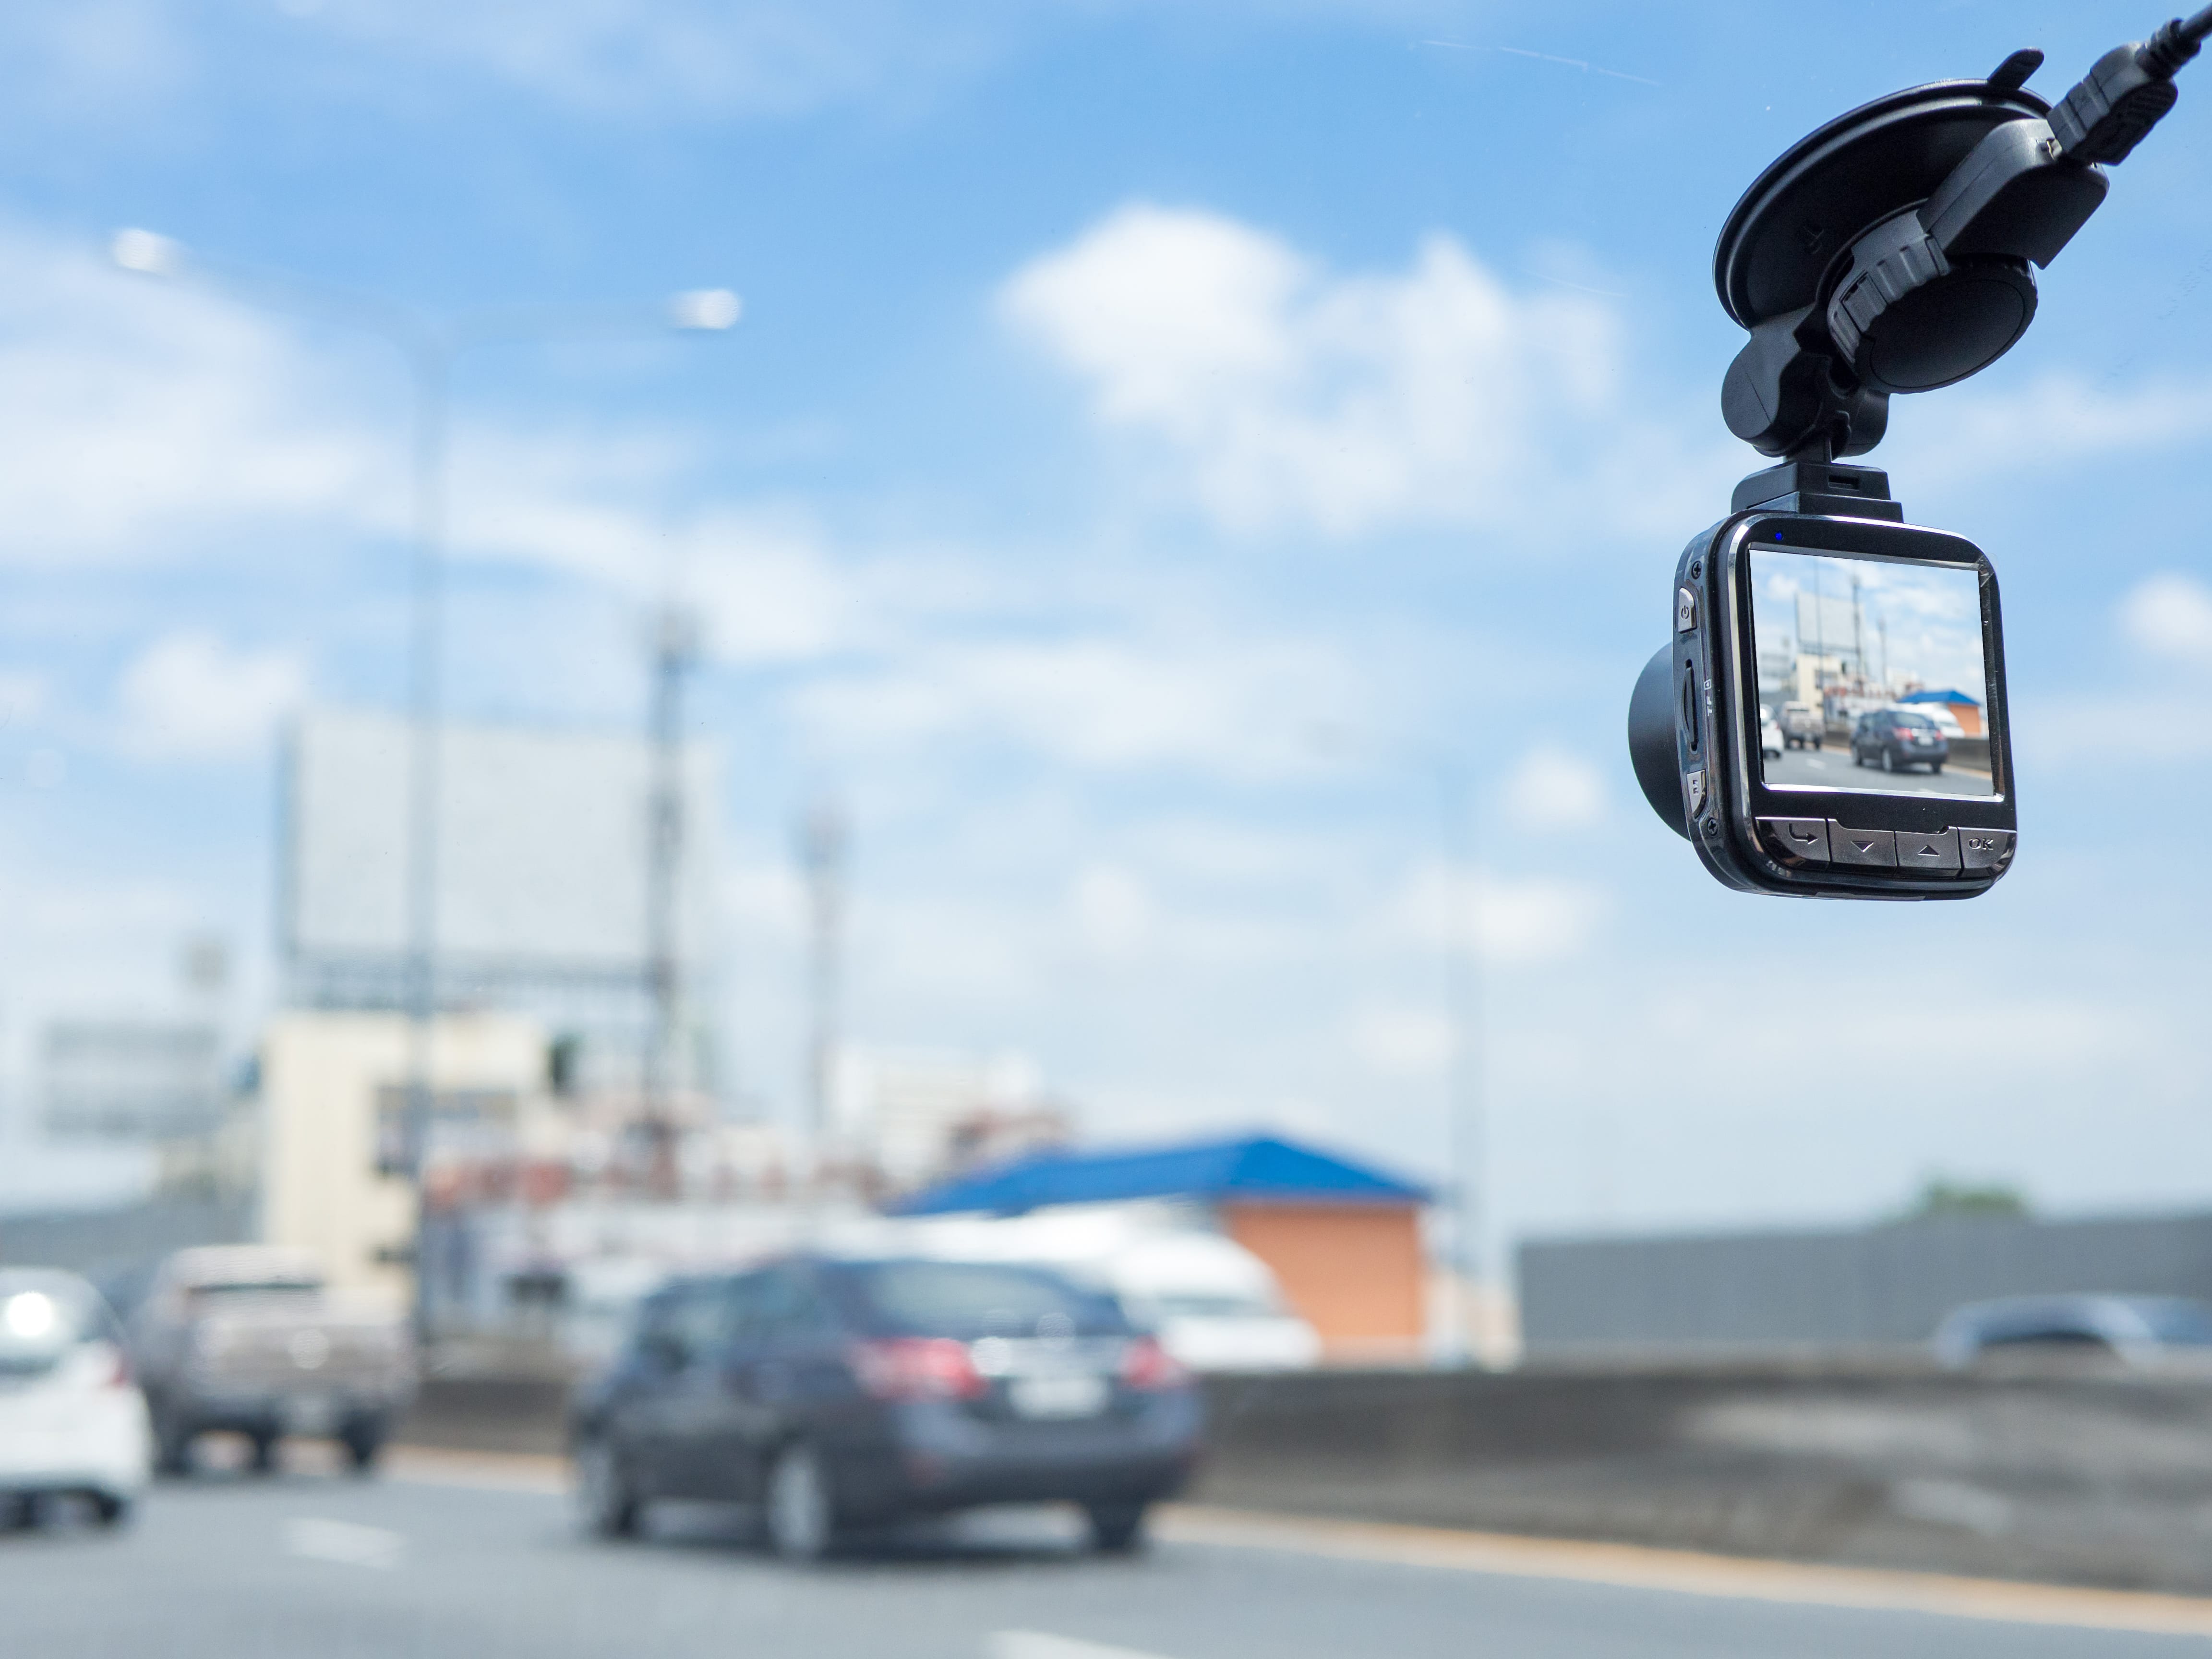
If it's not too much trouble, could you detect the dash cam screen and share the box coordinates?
[1749,549,1995,798]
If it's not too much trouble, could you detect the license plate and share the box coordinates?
[286,1394,338,1434]
[1008,1374,1109,1419]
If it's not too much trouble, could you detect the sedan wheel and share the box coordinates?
[1880,749,1896,773]
[575,1435,640,1539]
[1085,1500,1151,1554]
[764,1443,838,1563]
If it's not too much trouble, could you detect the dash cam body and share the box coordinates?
[1629,460,2016,900]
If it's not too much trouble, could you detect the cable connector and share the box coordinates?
[2051,5,2212,165]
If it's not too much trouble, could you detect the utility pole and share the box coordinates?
[642,605,700,1198]
[796,801,848,1179]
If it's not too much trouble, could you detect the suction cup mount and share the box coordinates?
[1710,16,2212,464]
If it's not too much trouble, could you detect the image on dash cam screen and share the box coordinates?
[1749,548,1995,799]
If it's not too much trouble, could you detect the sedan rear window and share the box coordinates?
[840,1261,1130,1339]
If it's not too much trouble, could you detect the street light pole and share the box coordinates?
[110,230,739,1339]
[1435,761,1483,1367]
[401,340,447,1329]
[1303,721,1490,1368]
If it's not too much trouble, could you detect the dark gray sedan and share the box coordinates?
[1851,708,1950,773]
[568,1254,1203,1560]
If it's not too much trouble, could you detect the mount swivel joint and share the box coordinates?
[1716,10,2212,462]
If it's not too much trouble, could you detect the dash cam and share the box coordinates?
[1632,10,2212,899]
[1630,460,2015,899]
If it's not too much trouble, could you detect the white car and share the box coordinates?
[1887,701,1967,739]
[1761,710,1784,759]
[866,1207,1324,1373]
[0,1270,152,1526]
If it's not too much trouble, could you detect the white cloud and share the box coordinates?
[1395,861,1608,963]
[4,1,1472,130]
[2117,571,2212,663]
[0,671,49,728]
[795,629,1362,779]
[323,0,1007,120]
[115,631,306,761]
[1504,746,1606,830]
[1899,373,2212,482]
[1069,863,1155,957]
[1001,202,1723,537]
[0,230,390,566]
[1,0,1016,126]
[0,220,877,673]
[1349,1004,1454,1080]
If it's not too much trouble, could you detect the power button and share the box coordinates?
[1676,587,1697,632]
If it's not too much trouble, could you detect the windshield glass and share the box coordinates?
[2,3,2207,1653]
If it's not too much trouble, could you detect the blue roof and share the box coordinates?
[1899,689,1982,706]
[890,1132,1431,1216]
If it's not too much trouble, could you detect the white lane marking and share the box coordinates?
[284,1517,406,1570]
[992,1632,1177,1659]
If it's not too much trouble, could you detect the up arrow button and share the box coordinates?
[1896,829,1961,870]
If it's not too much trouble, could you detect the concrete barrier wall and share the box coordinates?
[1198,1364,2212,1592]
[399,1358,2212,1593]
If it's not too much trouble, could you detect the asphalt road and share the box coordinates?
[1762,742,1993,798]
[2,1456,2208,1659]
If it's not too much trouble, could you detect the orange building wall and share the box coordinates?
[1220,1202,1426,1363]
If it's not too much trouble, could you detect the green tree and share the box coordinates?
[1895,1175,2030,1223]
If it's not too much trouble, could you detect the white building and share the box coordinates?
[830,1047,1067,1190]
[259,1010,550,1307]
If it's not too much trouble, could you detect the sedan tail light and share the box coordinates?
[849,1337,987,1401]
[1118,1335,1190,1391]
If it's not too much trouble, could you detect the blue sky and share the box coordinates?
[0,0,2208,1255]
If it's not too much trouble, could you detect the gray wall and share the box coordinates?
[0,1196,254,1293]
[1518,1209,2212,1349]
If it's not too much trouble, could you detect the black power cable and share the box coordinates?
[2055,7,2212,163]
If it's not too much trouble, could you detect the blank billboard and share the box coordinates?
[43,1021,222,1141]
[284,709,720,980]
